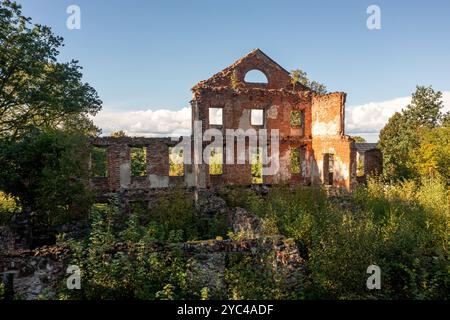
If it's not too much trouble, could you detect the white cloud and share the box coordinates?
[93,92,450,142]
[93,107,191,137]
[346,91,450,141]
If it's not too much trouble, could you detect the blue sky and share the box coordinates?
[15,0,450,141]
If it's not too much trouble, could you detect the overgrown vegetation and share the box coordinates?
[131,147,147,177]
[169,148,184,176]
[53,179,449,300]
[61,203,189,300]
[0,129,93,229]
[0,191,20,225]
[220,180,449,299]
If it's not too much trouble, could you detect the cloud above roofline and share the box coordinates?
[92,91,450,142]
[92,107,191,137]
[346,91,450,134]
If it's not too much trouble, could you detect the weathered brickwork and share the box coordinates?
[90,49,363,199]
[191,49,356,191]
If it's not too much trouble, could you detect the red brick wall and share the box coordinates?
[89,51,358,196]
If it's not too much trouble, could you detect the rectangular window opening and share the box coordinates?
[291,147,301,174]
[209,147,223,175]
[91,147,108,177]
[169,147,184,176]
[131,147,147,177]
[251,109,264,126]
[323,153,334,185]
[209,107,223,125]
[251,147,263,184]
[291,110,303,128]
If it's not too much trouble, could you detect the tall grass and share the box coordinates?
[222,180,449,299]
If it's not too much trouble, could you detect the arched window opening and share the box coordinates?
[244,69,268,84]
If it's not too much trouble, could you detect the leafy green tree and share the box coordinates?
[379,85,446,181]
[403,86,443,128]
[0,1,102,138]
[0,129,93,227]
[379,112,415,180]
[411,126,450,183]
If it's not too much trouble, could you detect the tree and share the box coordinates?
[0,129,93,228]
[0,1,102,138]
[403,86,443,128]
[111,130,126,137]
[379,112,416,180]
[441,111,450,127]
[411,126,450,184]
[290,69,327,94]
[351,136,367,143]
[379,85,446,181]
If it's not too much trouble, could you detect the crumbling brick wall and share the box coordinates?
[90,137,195,197]
[89,49,359,199]
[364,148,383,176]
[191,49,356,191]
[310,93,357,190]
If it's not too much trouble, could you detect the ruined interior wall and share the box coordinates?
[311,92,345,137]
[311,136,356,190]
[364,149,383,176]
[193,88,312,186]
[310,92,356,190]
[90,137,192,198]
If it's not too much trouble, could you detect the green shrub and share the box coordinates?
[221,182,449,299]
[0,191,20,225]
[225,252,302,300]
[62,203,188,300]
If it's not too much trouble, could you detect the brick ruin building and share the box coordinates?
[90,49,360,200]
[355,143,383,183]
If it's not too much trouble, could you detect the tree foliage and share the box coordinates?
[0,1,102,138]
[351,136,366,143]
[110,130,126,138]
[379,85,449,182]
[290,69,327,94]
[0,129,93,225]
[411,126,450,183]
[131,147,147,177]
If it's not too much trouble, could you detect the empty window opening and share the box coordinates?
[291,111,303,127]
[131,147,147,177]
[357,153,365,177]
[291,148,301,174]
[244,69,268,83]
[251,147,263,184]
[323,153,334,185]
[251,109,264,126]
[169,147,184,176]
[209,107,223,125]
[91,147,108,177]
[209,148,223,175]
